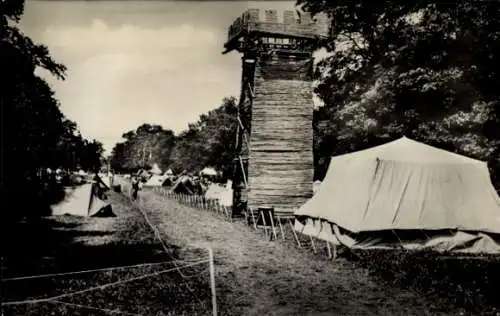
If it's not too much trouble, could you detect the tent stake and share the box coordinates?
[288,218,301,248]
[326,241,332,259]
[310,236,317,253]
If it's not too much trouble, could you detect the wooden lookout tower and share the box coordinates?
[224,8,329,218]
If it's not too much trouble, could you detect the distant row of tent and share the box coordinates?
[145,164,218,178]
[142,173,233,206]
[294,137,500,254]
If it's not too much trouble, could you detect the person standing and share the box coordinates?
[108,170,114,187]
[131,176,139,200]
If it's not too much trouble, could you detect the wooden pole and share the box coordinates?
[288,218,301,248]
[277,216,285,241]
[310,236,317,253]
[249,207,257,230]
[260,211,269,240]
[268,211,278,241]
[326,241,332,259]
[208,247,217,316]
[239,157,247,188]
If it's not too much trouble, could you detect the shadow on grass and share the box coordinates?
[347,249,500,314]
[1,200,211,316]
[273,223,499,315]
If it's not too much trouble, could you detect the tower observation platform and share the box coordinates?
[223,8,329,217]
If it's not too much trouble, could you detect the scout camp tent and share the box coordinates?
[143,174,169,187]
[294,136,500,254]
[200,167,217,177]
[136,169,151,181]
[51,182,114,217]
[164,169,174,176]
[171,175,198,195]
[205,183,224,200]
[220,180,233,206]
[78,169,87,176]
[162,176,174,186]
[204,182,233,206]
[150,163,162,175]
[98,173,112,188]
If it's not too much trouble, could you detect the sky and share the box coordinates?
[21,0,324,155]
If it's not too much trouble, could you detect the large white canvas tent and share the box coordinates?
[295,137,500,254]
[98,173,112,188]
[51,182,114,217]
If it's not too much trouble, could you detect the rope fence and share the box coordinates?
[128,190,218,316]
[1,260,209,307]
[2,259,206,282]
[2,181,219,316]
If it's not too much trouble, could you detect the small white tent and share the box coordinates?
[143,174,167,187]
[51,183,114,217]
[205,184,224,200]
[164,169,174,176]
[200,167,217,177]
[150,163,162,175]
[295,137,500,254]
[78,169,87,176]
[204,182,233,206]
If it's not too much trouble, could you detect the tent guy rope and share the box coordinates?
[48,300,144,316]
[2,259,205,282]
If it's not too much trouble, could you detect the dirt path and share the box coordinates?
[136,189,463,316]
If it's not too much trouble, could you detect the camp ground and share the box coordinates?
[6,2,500,316]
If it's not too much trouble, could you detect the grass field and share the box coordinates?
[2,184,499,315]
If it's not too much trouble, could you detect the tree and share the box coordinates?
[2,0,104,220]
[168,97,238,179]
[109,124,175,172]
[298,0,500,189]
